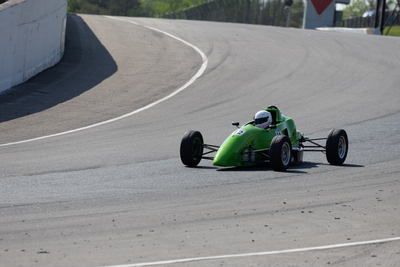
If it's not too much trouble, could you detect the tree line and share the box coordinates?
[341,0,397,19]
[67,0,205,17]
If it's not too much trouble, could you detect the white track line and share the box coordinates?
[0,16,208,147]
[103,236,400,267]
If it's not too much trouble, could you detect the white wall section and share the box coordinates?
[0,0,67,93]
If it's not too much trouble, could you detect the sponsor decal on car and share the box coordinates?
[243,148,255,163]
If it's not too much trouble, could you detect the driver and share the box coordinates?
[254,110,272,129]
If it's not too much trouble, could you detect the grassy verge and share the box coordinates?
[383,25,400,36]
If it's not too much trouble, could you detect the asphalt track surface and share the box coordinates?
[1,14,400,267]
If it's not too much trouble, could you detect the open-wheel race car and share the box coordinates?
[180,106,348,171]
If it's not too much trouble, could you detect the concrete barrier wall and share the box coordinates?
[0,0,67,93]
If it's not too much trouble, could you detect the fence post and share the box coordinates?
[264,0,271,25]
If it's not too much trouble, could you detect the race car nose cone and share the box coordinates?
[213,147,237,167]
[212,153,226,167]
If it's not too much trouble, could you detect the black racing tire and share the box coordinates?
[180,130,204,167]
[326,129,348,165]
[269,135,292,171]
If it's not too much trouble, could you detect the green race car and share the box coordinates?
[180,106,348,171]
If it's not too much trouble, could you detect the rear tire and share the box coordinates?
[270,135,292,171]
[326,129,348,165]
[180,131,204,167]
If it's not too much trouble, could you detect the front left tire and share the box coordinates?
[180,130,204,167]
[326,129,348,165]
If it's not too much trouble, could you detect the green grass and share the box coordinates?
[383,25,400,36]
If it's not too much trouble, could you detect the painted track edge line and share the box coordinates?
[102,236,400,267]
[0,16,208,148]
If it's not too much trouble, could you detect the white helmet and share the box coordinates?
[254,110,272,129]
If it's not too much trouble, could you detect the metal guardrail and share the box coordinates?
[336,11,400,28]
[336,16,376,28]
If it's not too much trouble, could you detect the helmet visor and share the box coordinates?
[255,117,270,125]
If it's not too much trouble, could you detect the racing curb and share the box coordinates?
[316,27,381,35]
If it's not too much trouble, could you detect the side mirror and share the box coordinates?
[232,122,240,128]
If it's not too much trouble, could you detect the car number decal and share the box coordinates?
[275,129,282,136]
[233,129,246,136]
